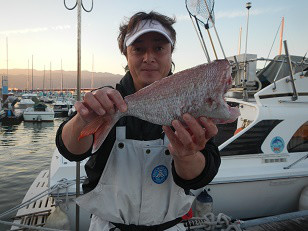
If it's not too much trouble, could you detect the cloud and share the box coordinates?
[0,25,71,35]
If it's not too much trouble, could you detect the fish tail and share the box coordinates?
[78,111,123,153]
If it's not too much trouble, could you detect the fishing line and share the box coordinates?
[263,21,282,68]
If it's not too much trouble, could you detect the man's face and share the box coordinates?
[126,32,172,91]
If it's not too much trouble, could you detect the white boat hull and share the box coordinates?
[207,175,308,219]
[23,112,54,122]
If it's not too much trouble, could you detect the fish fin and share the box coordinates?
[78,116,105,140]
[79,112,123,153]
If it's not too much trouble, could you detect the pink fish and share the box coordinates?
[79,59,240,152]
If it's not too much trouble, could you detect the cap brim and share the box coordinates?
[124,20,174,48]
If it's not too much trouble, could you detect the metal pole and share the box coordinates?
[6,37,8,82]
[283,40,298,101]
[238,27,242,55]
[32,55,33,92]
[27,59,29,91]
[76,1,81,230]
[278,17,284,55]
[243,2,251,101]
[50,62,52,91]
[63,2,93,230]
[194,16,211,63]
[61,59,64,92]
[203,0,226,59]
[43,65,45,91]
[205,27,218,60]
[91,54,94,89]
[188,15,207,60]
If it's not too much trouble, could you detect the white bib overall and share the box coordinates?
[76,127,195,230]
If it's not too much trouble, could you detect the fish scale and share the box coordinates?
[79,59,240,153]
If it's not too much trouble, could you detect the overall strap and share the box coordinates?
[110,217,182,231]
[116,126,126,140]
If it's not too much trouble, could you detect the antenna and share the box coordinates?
[243,2,252,101]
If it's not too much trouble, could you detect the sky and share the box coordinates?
[0,0,307,76]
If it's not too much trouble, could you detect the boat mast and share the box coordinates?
[238,26,242,55]
[27,59,29,91]
[278,17,284,55]
[43,65,45,91]
[49,62,52,91]
[32,55,33,92]
[91,54,94,89]
[6,37,8,84]
[61,59,63,92]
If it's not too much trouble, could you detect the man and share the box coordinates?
[56,11,221,230]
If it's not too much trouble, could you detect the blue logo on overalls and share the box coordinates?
[270,136,285,153]
[152,165,168,184]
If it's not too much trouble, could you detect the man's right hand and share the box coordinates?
[74,87,127,125]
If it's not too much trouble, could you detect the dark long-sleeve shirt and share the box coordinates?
[56,71,221,194]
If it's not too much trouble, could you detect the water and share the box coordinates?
[0,118,66,230]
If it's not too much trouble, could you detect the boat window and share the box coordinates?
[287,121,308,152]
[219,120,283,156]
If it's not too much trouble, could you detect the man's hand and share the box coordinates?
[74,87,127,124]
[162,113,218,180]
[62,87,127,154]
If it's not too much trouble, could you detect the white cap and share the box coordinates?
[124,20,174,48]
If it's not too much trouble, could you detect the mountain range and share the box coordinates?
[0,69,123,90]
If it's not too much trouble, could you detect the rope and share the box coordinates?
[182,212,242,231]
[0,178,79,219]
[0,178,84,230]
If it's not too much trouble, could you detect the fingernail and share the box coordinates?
[172,120,179,127]
[183,113,191,120]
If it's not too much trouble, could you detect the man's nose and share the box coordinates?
[143,49,155,63]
